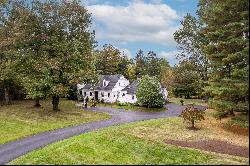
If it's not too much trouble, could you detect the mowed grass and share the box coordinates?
[0,99,110,144]
[168,97,208,106]
[97,103,167,112]
[10,110,248,165]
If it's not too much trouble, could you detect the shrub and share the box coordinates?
[136,75,165,108]
[213,111,228,120]
[180,99,184,105]
[77,95,83,102]
[180,105,205,129]
[89,100,97,107]
[227,115,249,128]
[116,102,129,106]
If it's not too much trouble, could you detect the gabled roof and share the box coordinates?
[81,74,123,91]
[122,80,138,94]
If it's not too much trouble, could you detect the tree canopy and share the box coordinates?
[11,0,97,110]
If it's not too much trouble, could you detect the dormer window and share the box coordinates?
[103,80,107,87]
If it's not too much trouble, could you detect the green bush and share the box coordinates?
[213,111,228,120]
[77,95,83,102]
[89,98,97,107]
[116,102,130,106]
[136,75,165,108]
[180,105,205,129]
[180,99,184,105]
[227,115,249,128]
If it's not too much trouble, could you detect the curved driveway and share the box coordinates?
[0,104,206,165]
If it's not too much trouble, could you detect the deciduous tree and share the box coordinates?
[96,44,121,75]
[18,0,96,111]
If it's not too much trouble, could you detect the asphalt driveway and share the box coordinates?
[0,103,207,164]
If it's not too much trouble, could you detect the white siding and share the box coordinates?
[117,91,137,104]
[78,75,168,104]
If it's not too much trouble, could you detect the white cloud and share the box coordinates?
[87,0,180,46]
[159,50,180,66]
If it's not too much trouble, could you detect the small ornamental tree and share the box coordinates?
[180,105,205,129]
[136,75,165,108]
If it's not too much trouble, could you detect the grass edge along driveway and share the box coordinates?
[0,99,110,144]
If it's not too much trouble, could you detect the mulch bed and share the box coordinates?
[165,139,249,158]
[222,124,249,136]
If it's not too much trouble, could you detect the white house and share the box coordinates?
[117,80,138,104]
[77,74,168,104]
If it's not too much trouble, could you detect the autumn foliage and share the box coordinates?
[180,105,205,129]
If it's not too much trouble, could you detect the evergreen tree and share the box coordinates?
[145,51,162,78]
[199,0,249,115]
[117,52,131,78]
[134,49,146,78]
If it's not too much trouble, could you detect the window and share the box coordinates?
[119,83,120,86]
[103,81,106,86]
[108,93,110,97]
[114,95,115,97]
[84,92,86,96]
[132,96,135,100]
[122,93,125,97]
[90,92,92,96]
[101,92,104,97]
[80,91,82,95]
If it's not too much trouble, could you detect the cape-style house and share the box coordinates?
[77,74,168,104]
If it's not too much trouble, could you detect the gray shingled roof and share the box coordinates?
[122,80,138,94]
[81,74,123,91]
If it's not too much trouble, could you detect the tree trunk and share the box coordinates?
[4,87,10,105]
[34,96,41,107]
[204,95,209,102]
[191,120,195,128]
[228,110,235,116]
[52,96,60,111]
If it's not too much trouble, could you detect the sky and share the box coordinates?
[84,0,199,66]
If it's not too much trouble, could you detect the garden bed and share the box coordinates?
[165,139,249,158]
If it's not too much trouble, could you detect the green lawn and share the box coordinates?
[0,99,110,144]
[168,97,208,106]
[10,115,248,165]
[97,103,167,112]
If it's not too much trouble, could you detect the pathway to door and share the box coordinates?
[0,104,207,164]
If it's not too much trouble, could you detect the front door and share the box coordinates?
[95,91,99,101]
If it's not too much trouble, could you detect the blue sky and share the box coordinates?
[85,0,199,66]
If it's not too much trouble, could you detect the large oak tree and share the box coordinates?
[19,0,96,111]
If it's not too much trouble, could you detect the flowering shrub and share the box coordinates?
[136,75,164,108]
